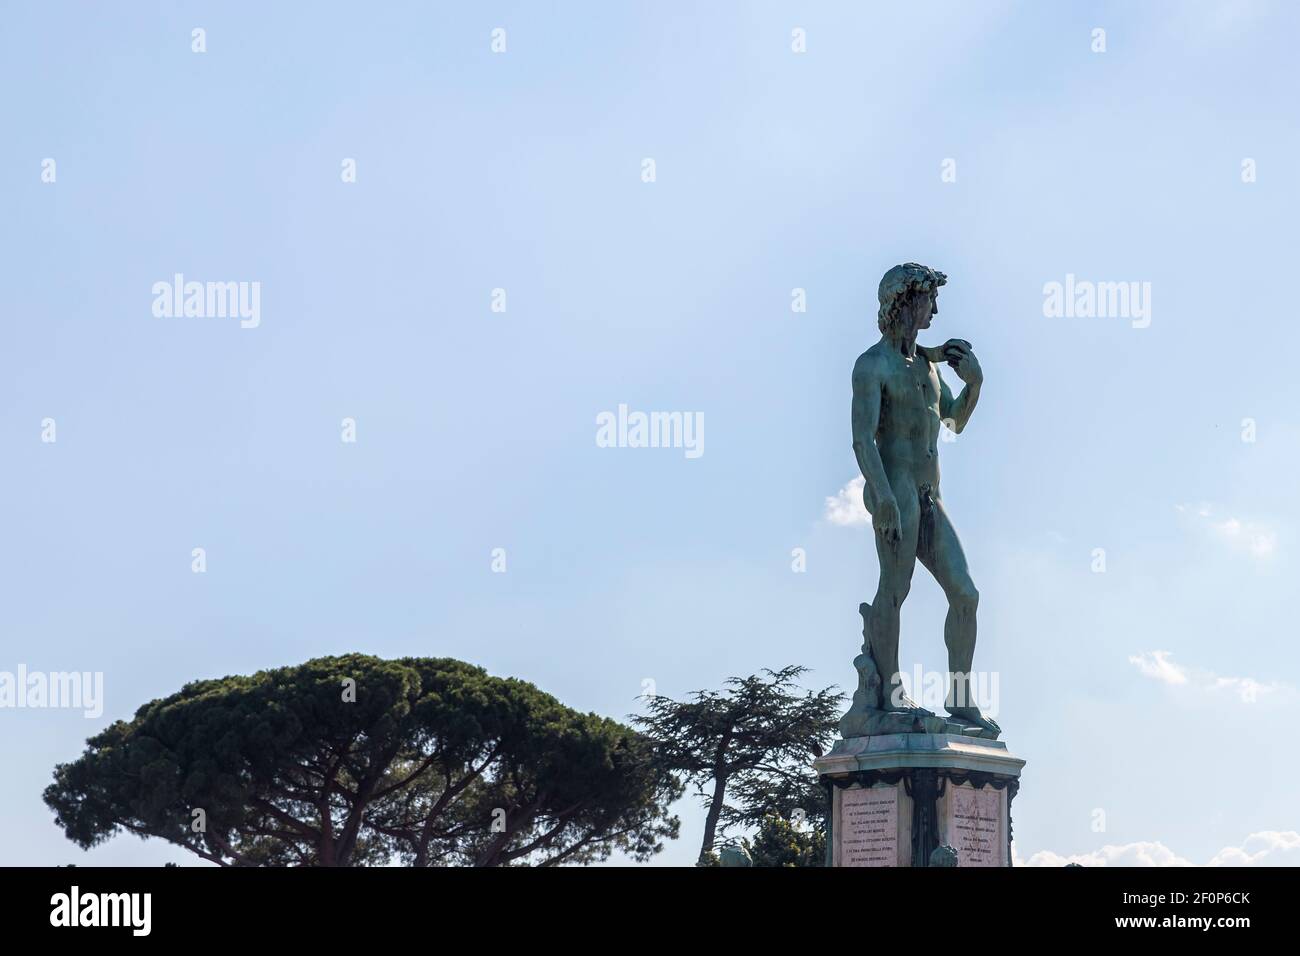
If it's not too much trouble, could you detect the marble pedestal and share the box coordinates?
[813,733,1025,867]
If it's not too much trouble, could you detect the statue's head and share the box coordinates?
[878,263,947,336]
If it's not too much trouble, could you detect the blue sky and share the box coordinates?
[2,0,1298,866]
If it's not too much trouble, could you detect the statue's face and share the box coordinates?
[902,287,938,333]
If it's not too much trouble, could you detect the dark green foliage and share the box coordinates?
[728,768,831,836]
[744,813,825,868]
[45,654,680,866]
[633,665,841,861]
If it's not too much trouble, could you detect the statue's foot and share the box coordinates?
[945,705,1001,738]
[882,691,934,719]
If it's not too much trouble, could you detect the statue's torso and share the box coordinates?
[868,344,943,495]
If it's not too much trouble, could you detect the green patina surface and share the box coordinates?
[844,264,1000,740]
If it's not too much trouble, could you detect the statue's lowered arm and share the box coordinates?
[850,361,894,515]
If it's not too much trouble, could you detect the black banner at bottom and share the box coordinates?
[0,865,1283,941]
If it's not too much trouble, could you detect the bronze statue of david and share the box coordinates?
[850,263,999,737]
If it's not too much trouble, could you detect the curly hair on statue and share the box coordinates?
[877,262,947,335]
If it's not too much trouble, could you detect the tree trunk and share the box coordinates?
[699,771,728,861]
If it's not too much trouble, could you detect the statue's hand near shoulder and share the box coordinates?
[941,339,982,386]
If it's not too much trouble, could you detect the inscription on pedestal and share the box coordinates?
[838,786,899,867]
[943,784,1004,867]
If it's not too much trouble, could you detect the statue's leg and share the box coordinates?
[916,498,985,721]
[869,485,920,712]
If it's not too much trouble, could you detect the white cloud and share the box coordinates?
[1207,831,1300,867]
[1175,502,1277,557]
[824,476,869,527]
[1017,831,1300,867]
[1128,650,1288,704]
[1017,841,1192,867]
[1210,675,1275,704]
[1127,650,1187,686]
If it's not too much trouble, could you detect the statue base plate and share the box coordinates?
[813,733,1025,867]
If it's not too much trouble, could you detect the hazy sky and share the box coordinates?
[3,1,1298,867]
